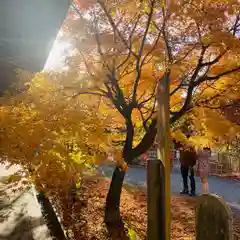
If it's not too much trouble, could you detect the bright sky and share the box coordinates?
[43,5,86,72]
[44,31,72,71]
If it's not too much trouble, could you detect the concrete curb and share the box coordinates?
[227,202,240,215]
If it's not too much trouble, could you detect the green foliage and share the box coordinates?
[124,221,139,240]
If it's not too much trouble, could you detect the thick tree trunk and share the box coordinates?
[104,166,125,225]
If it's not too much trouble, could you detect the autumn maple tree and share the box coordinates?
[0,70,114,230]
[1,0,239,227]
[43,0,239,224]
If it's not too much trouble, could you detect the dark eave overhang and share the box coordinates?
[0,0,70,95]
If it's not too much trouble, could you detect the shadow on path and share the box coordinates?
[0,165,52,240]
[0,216,45,240]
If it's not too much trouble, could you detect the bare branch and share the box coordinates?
[137,0,156,60]
[79,52,94,77]
[195,20,204,46]
[170,71,192,96]
[195,79,240,107]
[170,45,209,123]
[121,54,154,79]
[117,15,141,70]
[140,30,162,67]
[71,2,84,18]
[97,0,138,58]
[195,65,240,86]
[173,44,199,65]
[231,14,240,36]
[170,84,183,97]
[201,49,228,67]
[93,24,113,73]
[143,98,157,128]
[137,107,148,131]
[138,92,155,107]
[72,91,107,98]
[161,7,172,62]
[132,0,156,102]
[137,90,147,103]
[132,118,157,158]
[194,78,220,101]
[120,63,136,78]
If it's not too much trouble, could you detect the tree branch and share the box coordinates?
[132,0,156,103]
[137,107,148,131]
[162,7,172,63]
[201,49,228,67]
[231,14,240,36]
[72,91,107,98]
[170,72,191,96]
[140,30,162,67]
[195,65,240,86]
[117,15,141,70]
[132,118,157,158]
[138,91,156,107]
[97,0,138,58]
[170,45,209,123]
[93,19,112,72]
[173,44,198,65]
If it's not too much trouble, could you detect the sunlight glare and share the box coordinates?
[44,31,71,72]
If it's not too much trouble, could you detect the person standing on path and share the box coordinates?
[196,146,211,194]
[179,144,197,196]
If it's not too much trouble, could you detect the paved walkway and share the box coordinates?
[0,165,51,240]
[101,165,240,214]
[1,163,239,239]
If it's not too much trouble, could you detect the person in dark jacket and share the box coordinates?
[179,144,197,196]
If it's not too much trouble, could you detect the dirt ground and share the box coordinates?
[68,175,240,240]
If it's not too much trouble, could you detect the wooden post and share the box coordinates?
[147,148,165,240]
[196,194,233,240]
[156,73,171,240]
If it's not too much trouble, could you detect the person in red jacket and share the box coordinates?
[179,144,197,196]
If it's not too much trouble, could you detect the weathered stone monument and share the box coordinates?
[196,194,233,240]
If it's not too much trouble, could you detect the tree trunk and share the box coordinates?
[104,166,125,225]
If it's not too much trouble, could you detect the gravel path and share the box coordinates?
[0,165,51,240]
